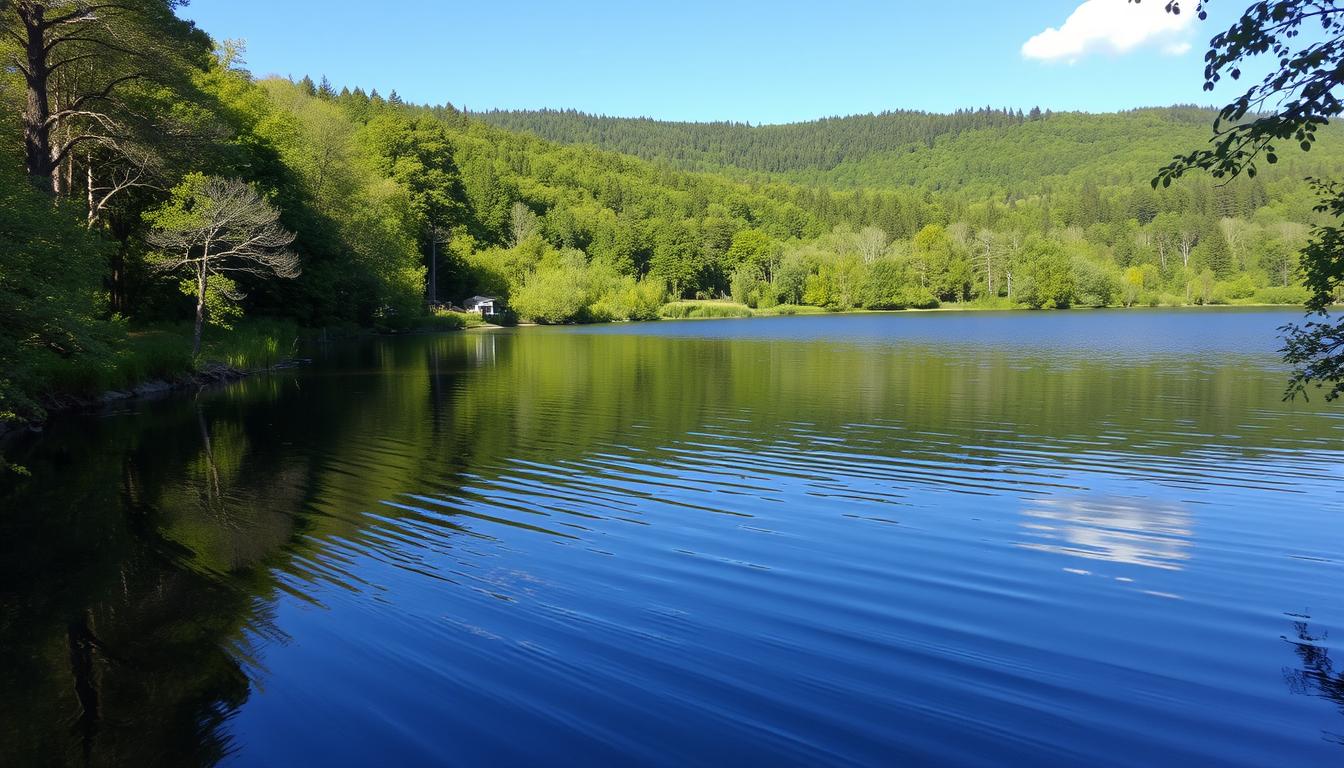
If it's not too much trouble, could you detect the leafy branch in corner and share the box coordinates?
[1139,1,1344,398]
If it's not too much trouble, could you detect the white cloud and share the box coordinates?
[1022,0,1195,63]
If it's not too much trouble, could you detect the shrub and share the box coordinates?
[1072,257,1117,307]
[895,286,940,309]
[1252,285,1310,305]
[512,259,591,323]
[658,301,754,319]
[1220,274,1258,300]
[590,277,666,321]
[417,312,469,331]
[757,304,828,316]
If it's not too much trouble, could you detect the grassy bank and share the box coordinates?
[28,319,308,405]
[379,308,491,333]
[11,309,493,427]
[650,294,1313,321]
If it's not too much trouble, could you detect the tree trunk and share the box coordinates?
[18,4,57,192]
[109,236,129,314]
[429,234,438,305]
[193,261,206,358]
[87,161,97,227]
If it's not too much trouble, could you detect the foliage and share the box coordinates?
[1140,1,1344,398]
[659,301,755,319]
[510,251,594,323]
[1018,239,1076,309]
[145,174,299,355]
[0,165,112,426]
[412,310,472,332]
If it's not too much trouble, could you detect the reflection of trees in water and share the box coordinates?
[1018,496,1192,570]
[3,331,1340,765]
[1283,612,1344,746]
[0,394,313,767]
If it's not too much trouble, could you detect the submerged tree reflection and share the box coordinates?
[1284,612,1344,747]
[0,392,309,766]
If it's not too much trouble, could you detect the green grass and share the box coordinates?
[200,318,304,371]
[754,304,829,316]
[659,300,755,319]
[26,318,305,404]
[378,308,490,333]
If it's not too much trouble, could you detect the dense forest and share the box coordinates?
[474,107,1032,176]
[3,0,1342,434]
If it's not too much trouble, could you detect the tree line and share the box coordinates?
[3,0,1341,431]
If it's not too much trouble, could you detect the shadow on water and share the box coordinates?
[1284,613,1344,747]
[0,396,294,766]
[0,313,1341,765]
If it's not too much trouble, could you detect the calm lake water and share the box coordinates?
[3,309,1343,766]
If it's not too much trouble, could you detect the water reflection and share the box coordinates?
[0,313,1341,766]
[1018,496,1193,570]
[0,391,305,766]
[1283,613,1344,747]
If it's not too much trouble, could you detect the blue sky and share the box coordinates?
[182,0,1248,124]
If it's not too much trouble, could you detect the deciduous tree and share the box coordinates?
[146,175,299,356]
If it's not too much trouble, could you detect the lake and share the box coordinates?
[3,308,1343,766]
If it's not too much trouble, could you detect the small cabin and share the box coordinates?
[464,295,501,317]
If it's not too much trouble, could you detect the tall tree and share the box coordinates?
[360,113,467,302]
[3,0,209,193]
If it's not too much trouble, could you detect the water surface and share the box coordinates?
[3,309,1342,766]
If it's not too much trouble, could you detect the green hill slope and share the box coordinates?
[474,106,1344,196]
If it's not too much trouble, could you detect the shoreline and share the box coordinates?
[637,300,1319,323]
[2,359,308,443]
[2,302,1315,440]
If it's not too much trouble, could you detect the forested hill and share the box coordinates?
[472,107,1032,175]
[471,106,1344,193]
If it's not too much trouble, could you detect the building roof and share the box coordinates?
[466,295,497,304]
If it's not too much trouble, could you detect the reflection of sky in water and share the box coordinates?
[6,311,1344,766]
[563,307,1305,362]
[1018,495,1193,570]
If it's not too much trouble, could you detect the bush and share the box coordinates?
[0,165,112,425]
[590,277,666,321]
[966,295,1016,310]
[1252,285,1310,305]
[756,304,828,316]
[512,260,590,323]
[1072,257,1117,307]
[1220,274,1258,300]
[895,286,940,309]
[658,301,755,319]
[415,311,470,331]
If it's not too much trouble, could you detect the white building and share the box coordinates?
[464,295,500,317]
